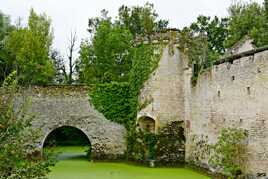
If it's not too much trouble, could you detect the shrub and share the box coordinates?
[209,128,248,178]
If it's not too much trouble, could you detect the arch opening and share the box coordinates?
[138,116,156,133]
[43,126,91,160]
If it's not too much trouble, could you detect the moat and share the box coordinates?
[48,147,210,179]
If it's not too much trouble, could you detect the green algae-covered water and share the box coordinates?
[48,147,210,179]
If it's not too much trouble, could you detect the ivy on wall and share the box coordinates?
[89,43,163,162]
[89,82,132,126]
[89,44,162,128]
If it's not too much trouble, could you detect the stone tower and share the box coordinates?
[137,32,191,133]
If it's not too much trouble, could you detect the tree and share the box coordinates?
[190,16,229,55]
[264,0,268,44]
[77,3,169,84]
[77,19,133,84]
[66,31,78,84]
[225,2,267,47]
[0,11,15,84]
[5,9,55,85]
[0,71,54,179]
[50,49,67,84]
[117,2,169,37]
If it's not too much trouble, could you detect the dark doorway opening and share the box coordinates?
[138,116,156,133]
[43,126,91,160]
[44,126,90,147]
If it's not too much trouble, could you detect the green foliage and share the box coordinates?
[77,3,168,84]
[226,2,267,47]
[0,72,54,179]
[178,16,228,86]
[82,5,164,163]
[179,1,268,85]
[190,16,229,55]
[209,128,248,178]
[192,15,228,63]
[129,44,160,96]
[156,121,185,166]
[77,21,133,84]
[128,44,162,121]
[5,9,55,85]
[126,128,157,162]
[0,11,15,84]
[89,82,132,126]
[117,2,169,37]
[89,44,162,163]
[89,43,162,127]
[127,121,185,165]
[50,49,68,84]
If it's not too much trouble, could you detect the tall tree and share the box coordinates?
[0,11,14,84]
[225,2,266,47]
[177,15,229,78]
[264,0,268,44]
[50,49,67,84]
[77,3,169,84]
[5,9,55,85]
[117,2,169,37]
[77,19,133,84]
[190,16,229,55]
[66,31,77,84]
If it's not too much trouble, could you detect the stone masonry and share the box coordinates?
[138,45,190,132]
[138,35,268,177]
[187,49,268,177]
[18,86,126,160]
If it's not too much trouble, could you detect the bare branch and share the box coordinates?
[66,30,77,84]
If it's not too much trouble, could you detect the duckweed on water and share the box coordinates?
[48,146,210,179]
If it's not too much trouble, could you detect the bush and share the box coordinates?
[209,128,248,178]
[0,71,54,179]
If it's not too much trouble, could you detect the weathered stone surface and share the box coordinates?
[187,50,268,176]
[138,46,190,130]
[138,41,268,177]
[17,86,126,160]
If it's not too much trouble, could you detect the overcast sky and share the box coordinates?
[1,0,264,58]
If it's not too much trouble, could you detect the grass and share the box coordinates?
[48,146,211,179]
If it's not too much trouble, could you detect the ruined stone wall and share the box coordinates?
[138,45,190,131]
[17,86,126,160]
[186,50,268,176]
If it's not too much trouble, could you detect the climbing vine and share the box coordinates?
[209,128,248,178]
[89,82,132,126]
[89,43,163,162]
[89,44,162,128]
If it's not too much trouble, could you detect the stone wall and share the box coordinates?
[138,45,190,131]
[17,86,126,160]
[186,50,268,177]
[138,39,268,176]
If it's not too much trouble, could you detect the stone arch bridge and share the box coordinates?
[18,86,126,160]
